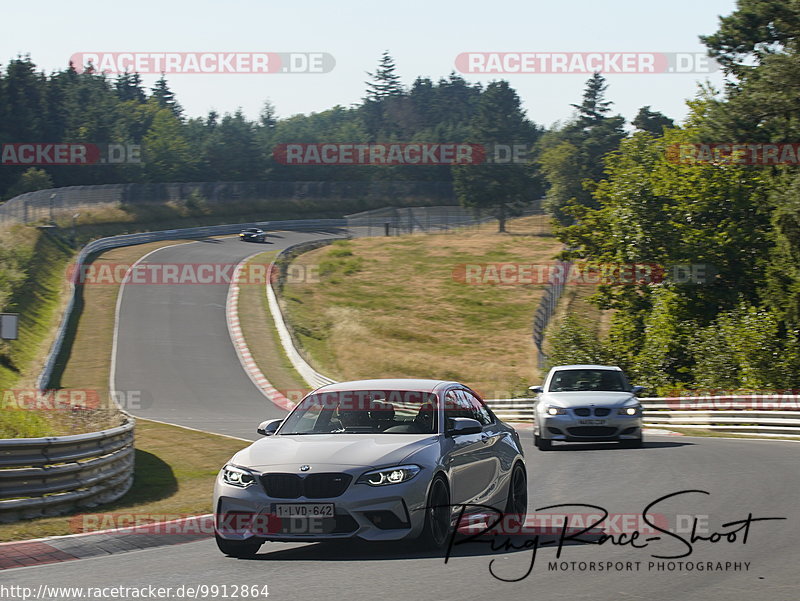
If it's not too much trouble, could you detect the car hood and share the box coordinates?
[538,391,637,408]
[231,434,439,471]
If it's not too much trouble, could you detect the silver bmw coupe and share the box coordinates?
[213,378,527,557]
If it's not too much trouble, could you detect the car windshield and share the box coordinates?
[547,369,630,392]
[278,390,438,435]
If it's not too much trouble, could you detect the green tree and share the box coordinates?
[632,106,675,135]
[539,73,626,223]
[142,109,198,181]
[5,168,54,198]
[364,51,403,101]
[150,75,183,118]
[452,81,541,232]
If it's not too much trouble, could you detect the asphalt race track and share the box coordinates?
[5,232,799,601]
[112,231,344,439]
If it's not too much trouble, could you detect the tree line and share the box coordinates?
[4,1,795,395]
[548,0,800,393]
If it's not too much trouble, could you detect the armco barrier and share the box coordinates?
[640,397,800,438]
[36,218,347,391]
[485,396,800,438]
[0,416,135,523]
[266,240,341,390]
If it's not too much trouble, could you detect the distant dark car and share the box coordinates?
[239,228,268,243]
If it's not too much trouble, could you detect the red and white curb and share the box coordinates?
[0,515,213,570]
[226,259,295,412]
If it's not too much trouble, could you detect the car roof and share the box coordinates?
[314,378,457,393]
[549,364,622,371]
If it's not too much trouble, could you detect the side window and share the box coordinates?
[460,390,493,426]
[444,389,472,427]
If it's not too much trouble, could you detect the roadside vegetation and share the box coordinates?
[0,226,73,437]
[0,236,194,438]
[279,215,561,397]
[0,419,245,541]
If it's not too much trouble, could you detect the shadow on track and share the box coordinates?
[545,440,693,452]
[238,531,599,562]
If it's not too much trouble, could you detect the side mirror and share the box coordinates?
[447,417,483,436]
[631,386,645,395]
[257,418,283,436]
[529,385,543,394]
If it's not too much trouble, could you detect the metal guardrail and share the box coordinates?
[36,218,347,391]
[267,239,342,390]
[487,396,800,438]
[640,397,800,437]
[0,416,135,523]
[531,261,570,369]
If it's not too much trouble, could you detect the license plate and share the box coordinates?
[274,503,334,518]
[578,419,606,425]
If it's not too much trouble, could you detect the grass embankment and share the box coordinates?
[279,215,562,397]
[0,419,245,541]
[0,226,74,438]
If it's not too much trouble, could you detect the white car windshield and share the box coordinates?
[548,369,630,392]
[278,390,438,435]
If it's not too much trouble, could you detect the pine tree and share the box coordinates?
[115,72,146,103]
[569,72,613,130]
[150,75,183,118]
[364,51,403,101]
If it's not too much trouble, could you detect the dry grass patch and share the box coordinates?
[280,216,561,396]
[0,419,246,541]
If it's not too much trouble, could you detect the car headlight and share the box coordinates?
[357,465,420,486]
[221,465,257,488]
[546,405,567,416]
[618,404,641,416]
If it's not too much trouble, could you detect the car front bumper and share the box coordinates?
[537,414,643,442]
[213,467,432,543]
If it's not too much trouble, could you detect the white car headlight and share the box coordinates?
[357,465,420,486]
[546,405,567,416]
[222,465,257,488]
[618,404,641,416]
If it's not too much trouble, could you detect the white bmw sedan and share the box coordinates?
[213,379,527,557]
[530,365,644,450]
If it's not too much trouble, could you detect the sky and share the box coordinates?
[2,0,739,128]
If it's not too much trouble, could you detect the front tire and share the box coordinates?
[418,476,452,551]
[535,434,552,451]
[215,533,262,558]
[504,463,527,533]
[619,436,643,449]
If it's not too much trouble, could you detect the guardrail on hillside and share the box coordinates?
[0,416,135,523]
[531,261,570,369]
[266,239,342,389]
[0,181,457,225]
[36,218,347,391]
